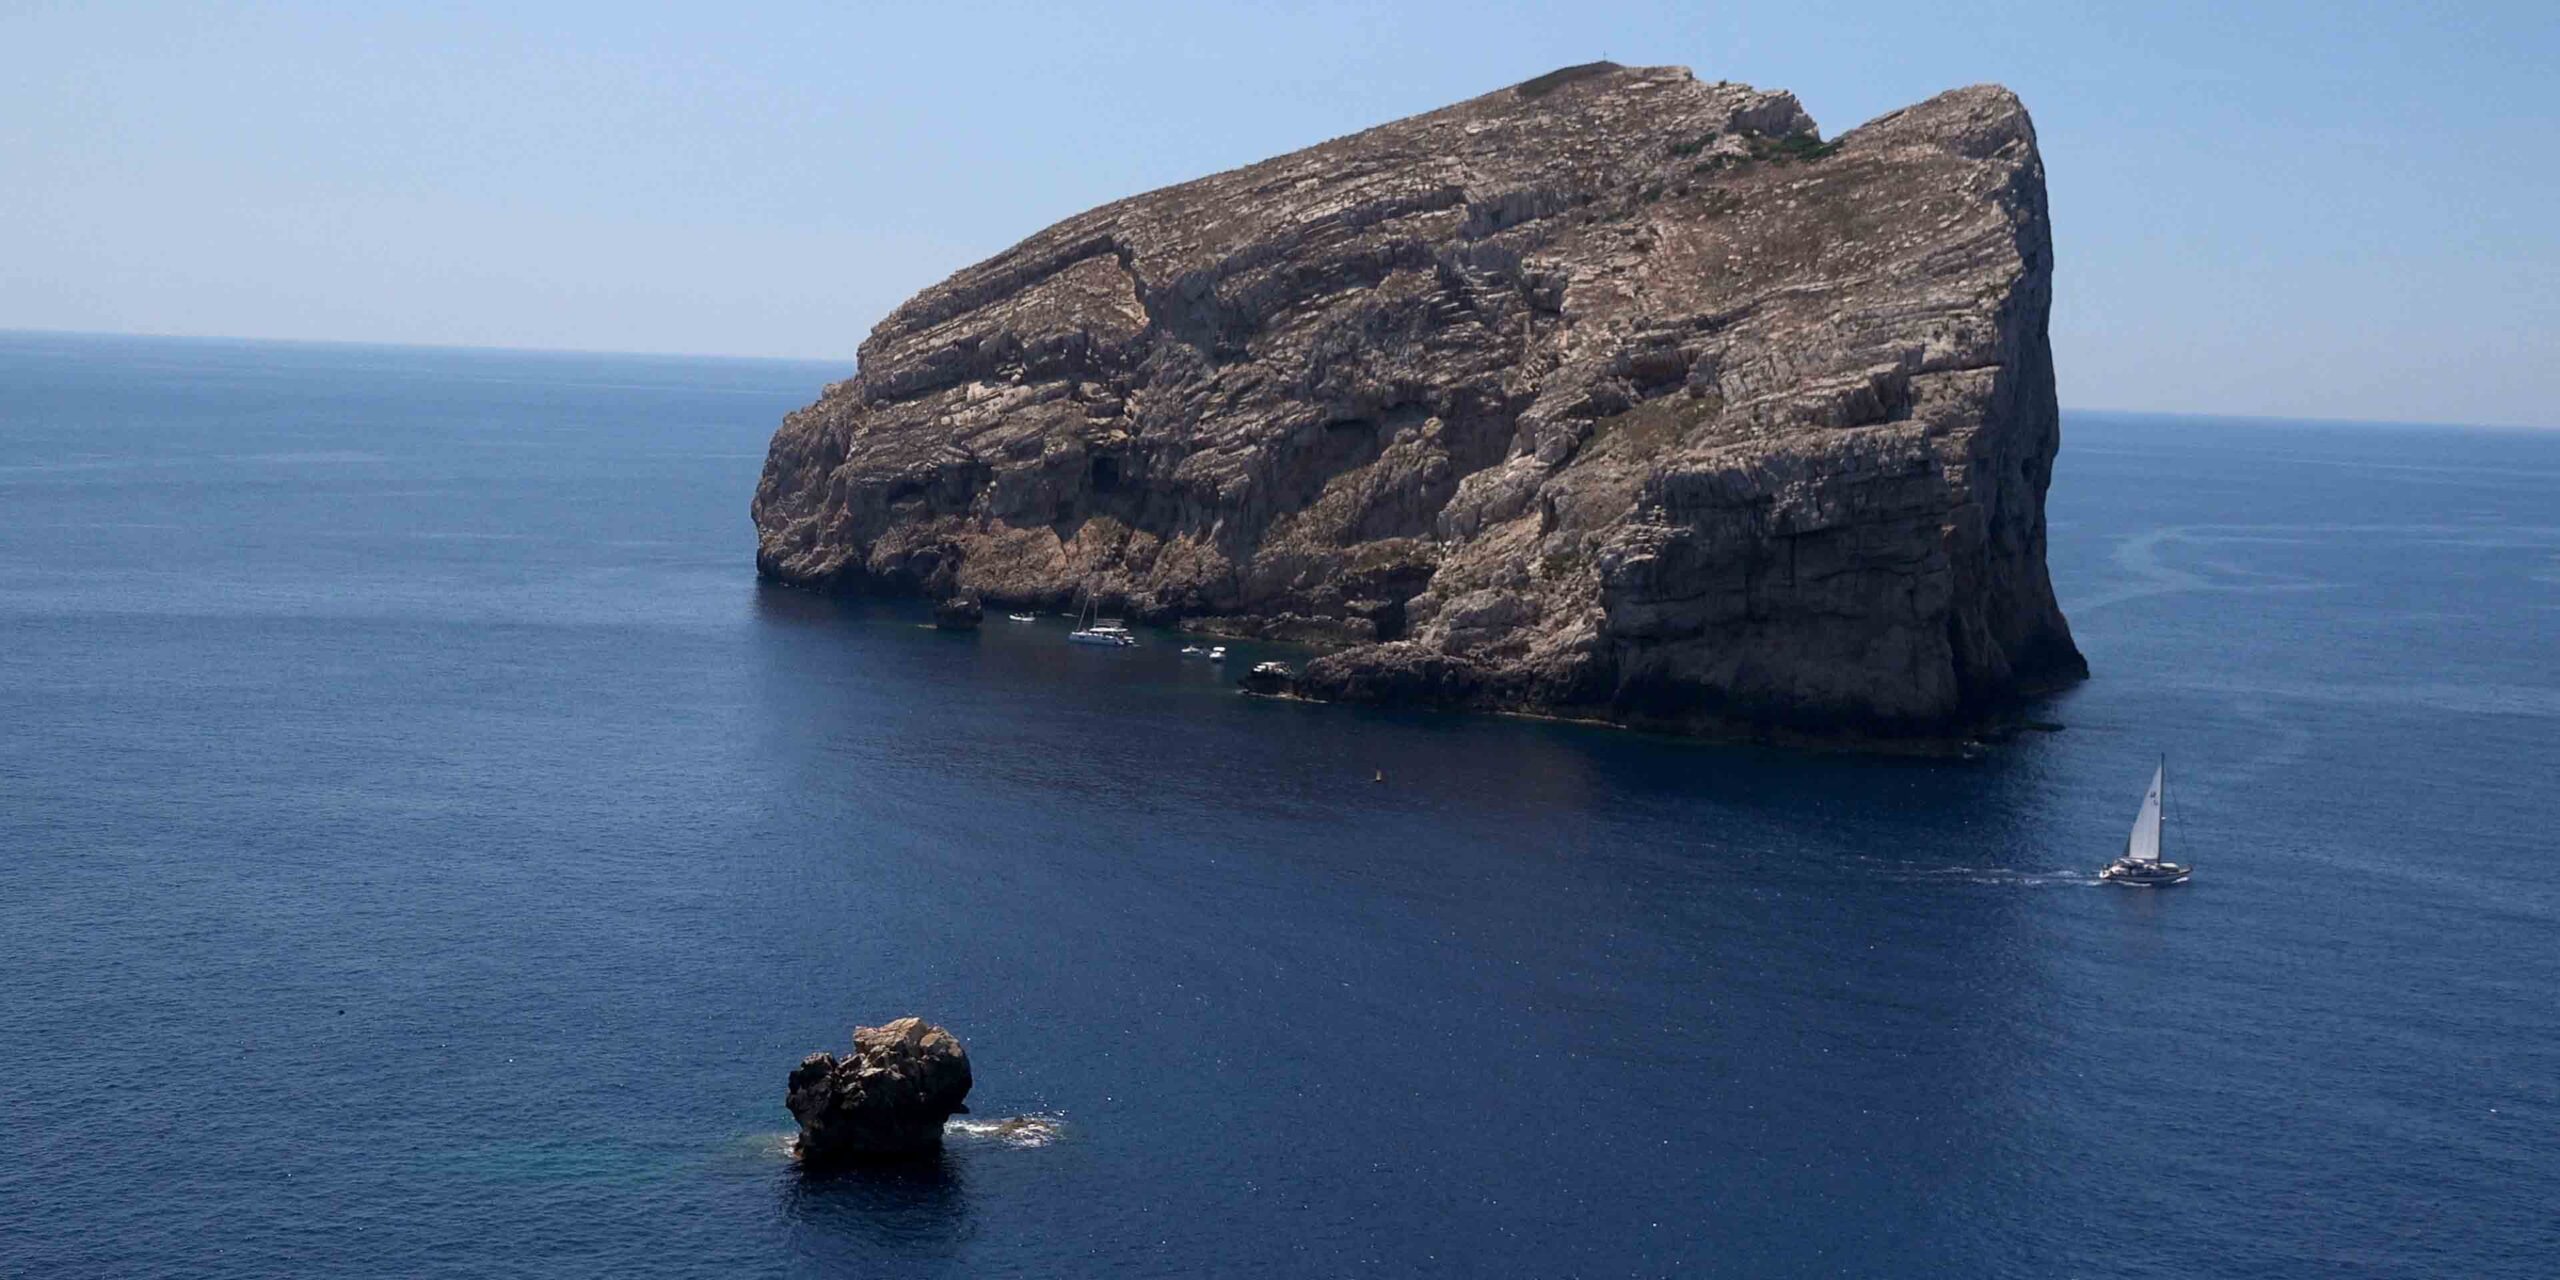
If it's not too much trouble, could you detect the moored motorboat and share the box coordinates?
[1239,660,1295,695]
[1206,646,1227,662]
[2100,758,2192,886]
[1007,612,1037,623]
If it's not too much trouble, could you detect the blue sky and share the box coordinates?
[5,2,2554,426]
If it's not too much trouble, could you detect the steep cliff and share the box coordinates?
[753,63,2085,739]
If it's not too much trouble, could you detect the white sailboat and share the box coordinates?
[1067,589,1136,647]
[2100,758,2191,886]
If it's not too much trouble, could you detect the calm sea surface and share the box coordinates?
[3,332,2554,1277]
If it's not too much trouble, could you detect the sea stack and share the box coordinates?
[754,62,2085,741]
[786,1018,974,1164]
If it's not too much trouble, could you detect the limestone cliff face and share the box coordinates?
[753,62,2085,738]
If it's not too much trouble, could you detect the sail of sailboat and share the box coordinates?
[2101,757,2190,885]
[2125,764,2163,863]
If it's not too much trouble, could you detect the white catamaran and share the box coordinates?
[1067,589,1136,647]
[2100,758,2191,886]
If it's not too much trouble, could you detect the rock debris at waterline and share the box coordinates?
[754,61,2085,742]
[930,594,983,630]
[786,1018,974,1165]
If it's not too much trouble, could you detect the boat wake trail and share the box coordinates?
[1860,861,2098,888]
[2074,524,2337,614]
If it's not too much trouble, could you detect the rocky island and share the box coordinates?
[753,62,2085,742]
[787,1017,975,1165]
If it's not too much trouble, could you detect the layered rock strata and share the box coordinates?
[754,62,2085,738]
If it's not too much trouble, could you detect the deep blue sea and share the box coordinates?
[3,331,2554,1277]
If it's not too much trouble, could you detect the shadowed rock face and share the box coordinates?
[786,1018,973,1164]
[754,62,2085,740]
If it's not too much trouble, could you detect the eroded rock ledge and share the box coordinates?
[754,62,2085,740]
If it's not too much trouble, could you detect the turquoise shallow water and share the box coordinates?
[3,331,2555,1277]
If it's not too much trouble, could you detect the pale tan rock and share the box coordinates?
[754,62,2084,740]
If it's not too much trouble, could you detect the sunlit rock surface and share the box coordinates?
[753,62,2084,739]
[786,1018,973,1164]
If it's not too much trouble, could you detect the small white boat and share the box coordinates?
[1180,645,1205,657]
[2100,758,2191,886]
[1206,646,1227,662]
[1007,613,1037,623]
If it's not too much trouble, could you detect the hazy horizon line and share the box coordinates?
[8,325,2550,434]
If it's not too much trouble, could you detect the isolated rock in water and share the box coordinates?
[754,62,2085,740]
[930,595,983,630]
[786,1018,974,1164]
